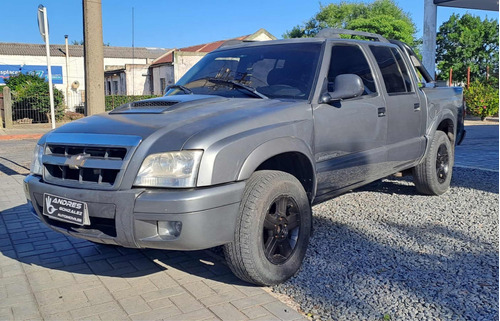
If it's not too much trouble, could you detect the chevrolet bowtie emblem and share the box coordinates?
[67,153,90,170]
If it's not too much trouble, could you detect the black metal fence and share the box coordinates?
[11,94,53,124]
[1,87,161,127]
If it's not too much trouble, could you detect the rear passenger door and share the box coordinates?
[369,45,425,169]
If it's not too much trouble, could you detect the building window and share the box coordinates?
[113,81,118,95]
[160,78,166,94]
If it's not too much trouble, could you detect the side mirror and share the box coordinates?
[321,74,364,103]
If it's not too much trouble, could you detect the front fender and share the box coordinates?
[195,120,314,187]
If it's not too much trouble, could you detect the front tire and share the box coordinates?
[224,170,312,285]
[413,131,454,195]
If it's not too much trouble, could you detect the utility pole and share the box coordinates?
[422,0,437,80]
[82,0,105,115]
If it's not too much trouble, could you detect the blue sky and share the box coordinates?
[1,1,497,49]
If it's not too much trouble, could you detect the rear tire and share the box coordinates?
[224,170,312,285]
[413,131,453,195]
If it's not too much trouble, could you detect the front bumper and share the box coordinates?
[24,175,245,250]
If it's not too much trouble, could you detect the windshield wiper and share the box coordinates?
[166,85,193,95]
[205,77,268,99]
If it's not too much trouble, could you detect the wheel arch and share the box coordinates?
[237,138,316,202]
[424,112,457,158]
[437,118,455,144]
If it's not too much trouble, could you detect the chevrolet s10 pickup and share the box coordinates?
[24,29,465,285]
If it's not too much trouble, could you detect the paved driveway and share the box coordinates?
[455,123,499,171]
[0,141,304,320]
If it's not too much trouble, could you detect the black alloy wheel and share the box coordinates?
[262,196,300,264]
[436,143,449,184]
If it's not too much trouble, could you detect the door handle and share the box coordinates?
[378,107,386,117]
[414,103,420,110]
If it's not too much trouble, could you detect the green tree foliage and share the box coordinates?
[436,13,499,84]
[284,0,417,46]
[72,40,111,46]
[4,73,65,122]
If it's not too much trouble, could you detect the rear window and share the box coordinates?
[370,46,412,94]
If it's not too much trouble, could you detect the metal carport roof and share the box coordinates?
[434,0,498,11]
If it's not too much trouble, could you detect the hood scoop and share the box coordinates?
[110,100,179,114]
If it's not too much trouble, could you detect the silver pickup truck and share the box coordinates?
[24,29,465,285]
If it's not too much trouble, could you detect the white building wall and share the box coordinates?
[0,54,150,108]
[125,64,151,95]
[151,65,174,95]
[251,33,274,41]
[152,67,161,95]
[173,52,205,83]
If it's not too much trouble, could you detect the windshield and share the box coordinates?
[167,43,322,100]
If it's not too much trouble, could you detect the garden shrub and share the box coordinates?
[105,95,160,111]
[464,80,499,120]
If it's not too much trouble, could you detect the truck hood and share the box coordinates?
[48,95,306,151]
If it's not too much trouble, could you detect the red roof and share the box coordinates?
[152,35,248,66]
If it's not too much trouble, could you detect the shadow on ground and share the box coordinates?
[274,167,499,320]
[359,166,498,195]
[0,203,250,288]
[284,217,498,320]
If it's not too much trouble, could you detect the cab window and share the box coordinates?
[370,46,413,94]
[328,44,377,95]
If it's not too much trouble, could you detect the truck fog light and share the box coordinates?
[158,221,182,239]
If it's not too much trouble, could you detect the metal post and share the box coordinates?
[83,0,105,116]
[467,67,471,89]
[3,86,12,129]
[41,7,56,128]
[65,35,70,111]
[423,0,437,80]
[449,68,453,86]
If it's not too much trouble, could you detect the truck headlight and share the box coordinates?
[134,150,203,188]
[30,144,44,176]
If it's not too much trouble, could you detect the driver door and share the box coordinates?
[313,43,388,198]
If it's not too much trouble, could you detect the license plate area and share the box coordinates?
[43,193,90,226]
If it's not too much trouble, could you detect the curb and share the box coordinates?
[0,134,43,141]
[454,165,499,173]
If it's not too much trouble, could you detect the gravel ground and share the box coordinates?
[274,167,498,321]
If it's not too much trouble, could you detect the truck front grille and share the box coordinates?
[41,134,142,190]
[43,145,127,188]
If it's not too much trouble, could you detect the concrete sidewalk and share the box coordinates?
[0,139,306,321]
[0,124,55,141]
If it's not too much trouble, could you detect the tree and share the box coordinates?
[4,73,65,122]
[284,0,418,47]
[436,13,499,84]
[72,40,111,46]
